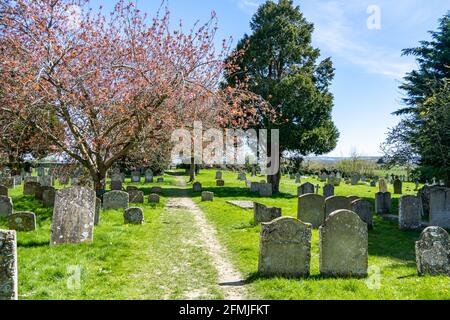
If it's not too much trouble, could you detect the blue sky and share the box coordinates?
[90,0,449,157]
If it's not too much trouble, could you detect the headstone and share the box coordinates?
[24,176,38,184]
[215,171,223,180]
[351,174,360,186]
[399,195,423,230]
[151,186,162,194]
[42,188,56,208]
[0,196,13,217]
[156,177,164,183]
[193,182,202,192]
[319,210,368,277]
[298,194,325,228]
[103,191,129,211]
[226,200,254,210]
[375,192,391,215]
[50,186,96,245]
[35,186,55,201]
[38,175,53,187]
[0,230,18,300]
[327,176,341,187]
[323,184,334,199]
[110,180,123,191]
[8,212,36,232]
[429,188,450,229]
[131,171,141,183]
[145,169,154,183]
[415,227,450,277]
[394,179,403,195]
[254,203,282,224]
[259,183,273,197]
[319,173,328,182]
[370,180,376,187]
[126,186,139,192]
[12,176,21,187]
[216,179,225,187]
[324,196,351,218]
[128,190,144,204]
[348,196,360,203]
[379,179,388,193]
[148,194,160,204]
[258,217,312,277]
[0,185,7,196]
[111,173,123,183]
[298,182,314,196]
[124,207,144,225]
[95,198,101,225]
[201,192,214,202]
[250,182,260,193]
[295,175,301,184]
[37,166,45,177]
[351,199,374,230]
[24,181,41,196]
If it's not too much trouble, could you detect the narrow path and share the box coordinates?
[165,176,247,300]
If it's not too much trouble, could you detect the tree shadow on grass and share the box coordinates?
[18,240,49,248]
[245,272,368,283]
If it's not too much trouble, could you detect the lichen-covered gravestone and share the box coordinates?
[103,191,129,210]
[0,230,18,300]
[0,185,8,196]
[319,210,368,277]
[348,196,360,203]
[399,195,423,230]
[323,184,334,199]
[23,181,41,196]
[415,227,450,277]
[35,185,55,201]
[254,203,282,224]
[394,179,403,195]
[124,207,144,225]
[8,212,36,232]
[145,169,154,183]
[379,179,388,193]
[42,188,56,208]
[110,180,123,191]
[324,196,351,219]
[148,194,160,204]
[38,175,53,187]
[216,179,225,187]
[201,192,214,202]
[0,195,13,217]
[258,217,312,277]
[259,183,273,197]
[298,182,315,196]
[429,188,450,229]
[297,194,325,228]
[375,192,391,215]
[51,186,96,245]
[351,199,374,230]
[193,182,202,192]
[128,190,144,204]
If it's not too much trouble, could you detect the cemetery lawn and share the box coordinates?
[193,170,450,300]
[0,174,223,300]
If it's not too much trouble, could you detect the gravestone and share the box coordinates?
[0,230,18,300]
[429,188,450,229]
[298,194,325,228]
[0,196,13,217]
[216,180,225,187]
[0,185,7,196]
[0,177,14,189]
[103,191,129,211]
[24,176,38,184]
[351,174,360,186]
[323,184,334,199]
[111,173,124,183]
[394,179,403,195]
[51,186,96,245]
[35,186,55,201]
[38,175,53,187]
[327,176,341,187]
[151,186,162,194]
[324,196,351,218]
[399,195,423,230]
[351,199,374,230]
[193,182,202,192]
[37,166,45,177]
[348,196,360,203]
[126,186,139,192]
[375,192,391,215]
[238,173,246,181]
[319,210,368,277]
[128,190,144,204]
[13,176,21,187]
[379,179,388,193]
[148,194,160,204]
[145,169,154,183]
[215,171,223,180]
[295,175,301,184]
[226,200,254,210]
[370,180,376,187]
[259,183,273,197]
[201,192,214,202]
[42,188,56,208]
[156,177,164,183]
[319,173,328,182]
[24,181,41,196]
[298,182,315,196]
[110,180,123,191]
[124,207,144,225]
[415,227,450,277]
[131,171,141,183]
[254,203,282,224]
[258,217,312,277]
[8,212,36,232]
[250,182,260,193]
[95,198,101,225]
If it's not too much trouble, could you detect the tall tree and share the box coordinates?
[225,0,339,192]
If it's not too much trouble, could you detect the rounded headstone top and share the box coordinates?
[324,209,366,227]
[419,226,449,242]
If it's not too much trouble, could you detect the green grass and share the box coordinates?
[192,169,450,300]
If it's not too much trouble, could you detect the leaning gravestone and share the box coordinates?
[0,230,18,300]
[24,181,41,196]
[128,190,144,204]
[0,185,7,196]
[254,203,282,224]
[0,196,13,217]
[394,179,403,195]
[375,192,391,215]
[103,191,129,211]
[8,212,36,232]
[351,199,374,230]
[259,183,273,197]
[193,182,202,192]
[298,194,325,228]
[51,187,96,245]
[324,196,351,218]
[43,188,56,208]
[319,210,368,277]
[298,182,315,196]
[429,188,450,229]
[201,192,214,202]
[148,194,160,204]
[323,184,334,199]
[399,195,423,230]
[415,227,450,277]
[124,207,144,225]
[258,217,312,277]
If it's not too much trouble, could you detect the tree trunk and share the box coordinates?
[267,157,281,193]
[189,157,196,182]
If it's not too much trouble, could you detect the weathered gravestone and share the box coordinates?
[148,194,160,204]
[0,185,7,196]
[351,174,360,186]
[415,227,450,277]
[295,175,301,184]
[319,210,368,277]
[215,171,223,180]
[298,182,315,196]
[394,179,403,195]
[327,176,341,187]
[13,176,22,187]
[258,217,312,277]
[8,212,36,232]
[131,171,141,183]
[319,173,328,182]
[128,190,144,204]
[151,186,162,194]
[193,182,202,192]
[399,195,423,230]
[0,230,18,300]
[351,199,374,230]
[226,200,254,210]
[370,180,376,187]
[103,191,129,211]
[110,180,123,191]
[323,184,334,199]
[124,207,144,225]
[375,192,391,215]
[95,198,101,226]
[43,188,56,208]
[0,196,13,217]
[38,175,53,187]
[51,187,96,245]
[24,176,38,184]
[379,179,388,193]
[348,196,360,203]
[254,203,282,224]
[298,194,325,228]
[126,186,139,192]
[429,188,450,229]
[216,180,225,187]
[250,182,260,193]
[259,183,273,197]
[35,186,55,201]
[145,169,154,183]
[156,177,164,183]
[238,173,246,181]
[37,166,45,177]
[324,196,351,218]
[201,192,214,202]
[24,181,41,196]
